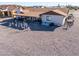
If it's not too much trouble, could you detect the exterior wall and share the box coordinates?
[16,9,21,14]
[41,15,65,26]
[15,8,22,18]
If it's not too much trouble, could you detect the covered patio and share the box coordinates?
[0,17,58,31]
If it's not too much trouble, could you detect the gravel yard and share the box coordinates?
[0,10,79,56]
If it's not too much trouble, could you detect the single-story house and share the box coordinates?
[14,8,69,26]
[0,6,17,17]
[0,6,69,26]
[0,5,21,17]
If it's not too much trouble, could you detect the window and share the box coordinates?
[46,16,51,21]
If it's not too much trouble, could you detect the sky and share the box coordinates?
[0,2,79,6]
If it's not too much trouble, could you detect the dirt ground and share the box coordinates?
[0,10,79,56]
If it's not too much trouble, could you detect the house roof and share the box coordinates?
[0,5,17,11]
[0,5,69,15]
[39,10,67,16]
[24,8,69,14]
[15,11,44,17]
[0,5,69,17]
[14,8,69,17]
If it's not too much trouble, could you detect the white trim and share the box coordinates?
[62,17,66,25]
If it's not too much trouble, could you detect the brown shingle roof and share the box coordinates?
[24,8,69,14]
[15,11,44,17]
[40,11,67,16]
[14,8,69,17]
[0,5,69,15]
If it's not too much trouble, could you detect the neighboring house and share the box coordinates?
[0,7,12,17]
[0,5,23,17]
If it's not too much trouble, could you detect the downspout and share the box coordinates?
[62,9,69,26]
[62,15,69,26]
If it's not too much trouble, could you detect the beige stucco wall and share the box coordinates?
[41,15,65,26]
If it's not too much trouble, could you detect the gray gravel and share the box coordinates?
[0,11,79,56]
